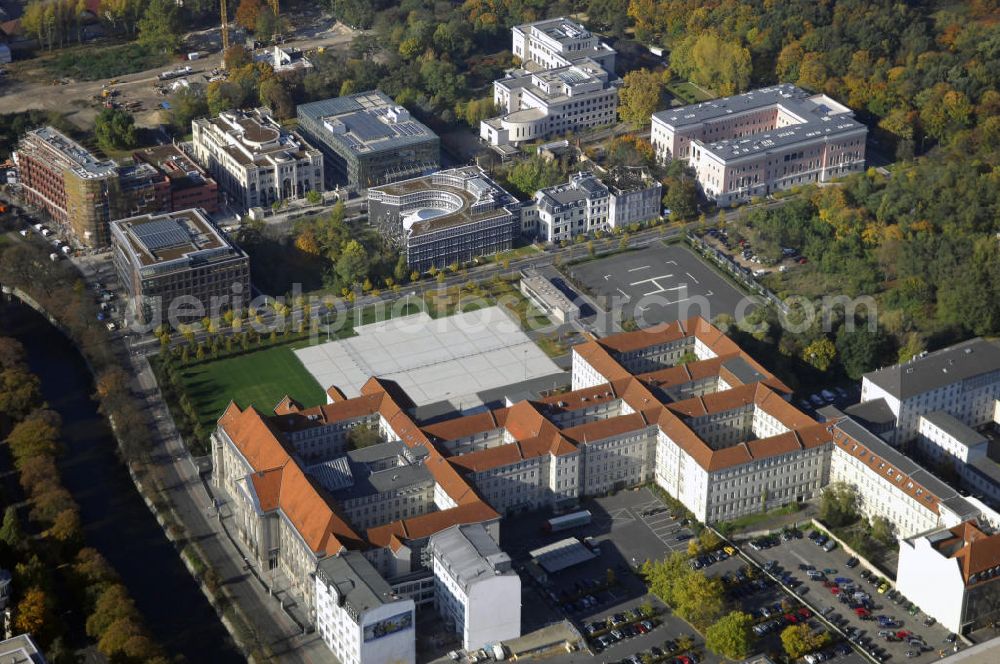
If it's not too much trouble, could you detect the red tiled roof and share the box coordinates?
[367,501,500,548]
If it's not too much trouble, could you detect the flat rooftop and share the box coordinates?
[370,166,518,235]
[317,551,399,615]
[23,125,117,179]
[922,410,988,448]
[133,144,213,190]
[294,309,561,412]
[864,338,1000,400]
[297,90,437,156]
[112,208,242,271]
[430,523,514,591]
[652,84,866,160]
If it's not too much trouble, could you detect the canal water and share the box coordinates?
[1,300,243,663]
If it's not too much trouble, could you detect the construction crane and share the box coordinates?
[269,0,280,18]
[220,0,230,53]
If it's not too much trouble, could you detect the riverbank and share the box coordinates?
[0,300,244,662]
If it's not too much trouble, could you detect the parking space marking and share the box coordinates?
[627,265,651,272]
[685,272,700,284]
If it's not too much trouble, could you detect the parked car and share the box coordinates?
[846,557,860,568]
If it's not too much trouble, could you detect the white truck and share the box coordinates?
[159,66,193,81]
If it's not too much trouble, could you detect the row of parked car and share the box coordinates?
[589,616,659,652]
[608,644,698,664]
[690,546,733,569]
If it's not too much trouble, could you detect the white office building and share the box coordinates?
[897,520,1000,634]
[428,523,522,651]
[859,337,1000,445]
[192,108,323,211]
[651,84,867,206]
[528,169,661,243]
[315,551,416,664]
[481,18,619,148]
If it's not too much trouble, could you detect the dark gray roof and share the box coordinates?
[844,398,897,426]
[836,417,978,519]
[921,411,987,448]
[317,551,397,617]
[864,338,1000,400]
[721,356,767,386]
[429,523,514,592]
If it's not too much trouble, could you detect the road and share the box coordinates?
[0,17,358,124]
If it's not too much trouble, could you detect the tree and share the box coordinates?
[673,571,726,628]
[336,240,369,286]
[15,587,51,636]
[86,584,139,639]
[618,69,663,126]
[835,324,886,380]
[0,366,42,419]
[705,611,755,660]
[6,416,60,466]
[347,424,382,449]
[504,156,565,198]
[137,0,180,53]
[259,76,295,120]
[781,623,831,659]
[0,506,24,552]
[235,0,263,31]
[670,33,752,96]
[94,107,138,151]
[169,87,209,134]
[870,516,895,546]
[802,337,836,372]
[819,482,859,528]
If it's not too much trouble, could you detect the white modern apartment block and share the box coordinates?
[897,520,1000,634]
[481,18,619,147]
[651,84,867,206]
[192,107,323,211]
[528,169,662,243]
[428,523,521,651]
[830,418,982,538]
[860,338,1000,445]
[315,551,416,664]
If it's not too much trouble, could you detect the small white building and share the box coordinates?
[527,169,661,243]
[0,634,46,663]
[897,520,1000,634]
[428,523,521,651]
[315,551,416,664]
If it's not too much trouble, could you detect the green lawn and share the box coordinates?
[177,344,325,431]
[666,80,716,104]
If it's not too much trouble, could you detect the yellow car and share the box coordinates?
[724,546,736,556]
[877,583,889,594]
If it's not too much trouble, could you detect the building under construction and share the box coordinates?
[297,91,440,192]
[13,127,161,246]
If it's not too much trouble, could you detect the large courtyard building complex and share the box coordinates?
[192,108,323,211]
[13,127,161,246]
[367,167,521,272]
[297,91,440,192]
[481,18,619,148]
[110,209,250,324]
[651,84,867,206]
[526,168,661,243]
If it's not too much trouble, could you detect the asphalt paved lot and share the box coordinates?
[743,532,960,662]
[568,244,752,326]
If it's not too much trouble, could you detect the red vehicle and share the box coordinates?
[798,608,812,619]
[830,587,841,594]
[677,657,693,664]
[635,623,650,634]
[897,630,913,640]
[784,613,799,624]
[855,608,871,617]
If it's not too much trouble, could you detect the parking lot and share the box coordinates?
[567,244,752,326]
[742,528,960,662]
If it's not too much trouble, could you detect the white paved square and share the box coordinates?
[295,307,560,410]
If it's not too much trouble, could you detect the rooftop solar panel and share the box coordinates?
[342,111,391,141]
[131,218,191,252]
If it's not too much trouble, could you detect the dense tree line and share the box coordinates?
[0,337,164,662]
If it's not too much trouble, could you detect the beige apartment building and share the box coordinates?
[651,84,867,206]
